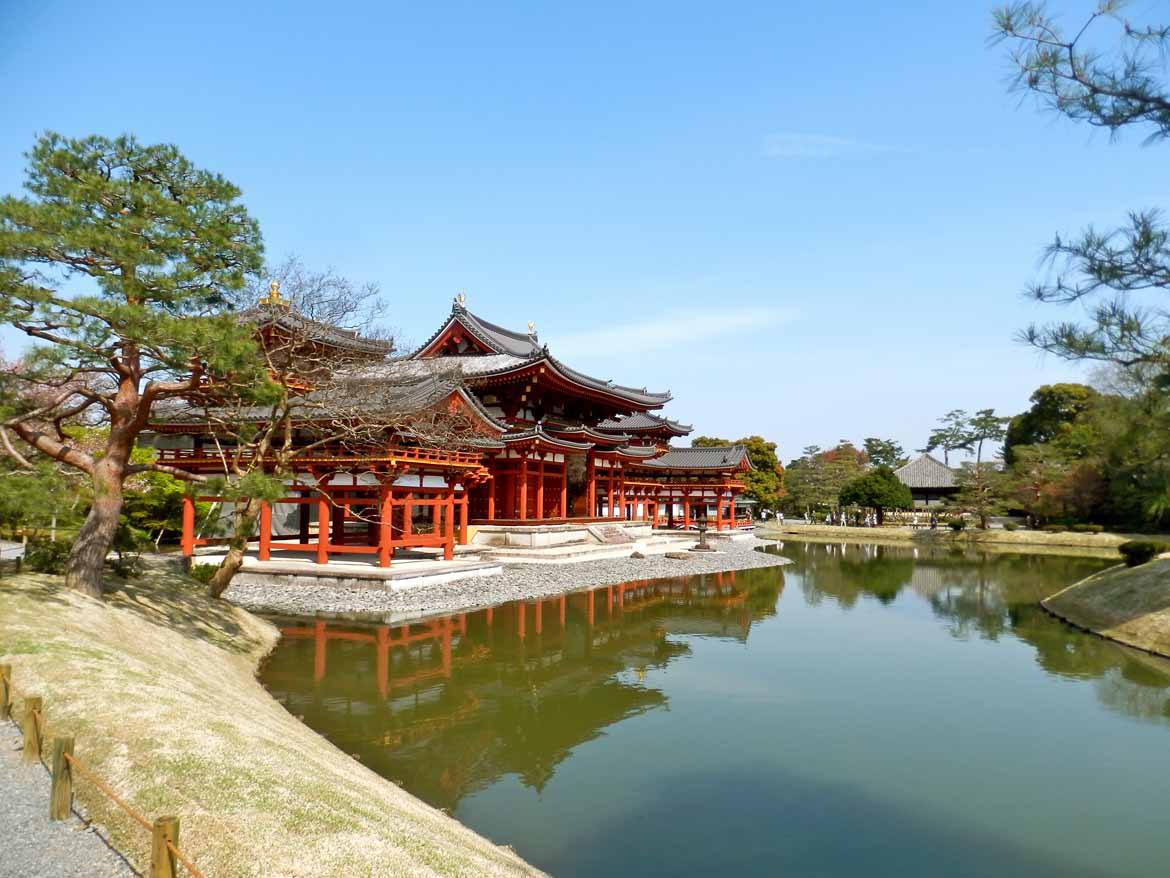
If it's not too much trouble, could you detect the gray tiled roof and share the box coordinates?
[596,412,692,435]
[237,305,394,355]
[412,302,541,358]
[636,445,753,471]
[151,375,508,436]
[894,454,957,489]
[501,425,594,451]
[409,303,672,407]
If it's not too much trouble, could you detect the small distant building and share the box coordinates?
[893,454,958,507]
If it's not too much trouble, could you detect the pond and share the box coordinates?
[260,543,1170,877]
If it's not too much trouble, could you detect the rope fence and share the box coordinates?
[0,663,206,878]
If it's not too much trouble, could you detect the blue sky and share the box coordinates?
[2,0,1165,462]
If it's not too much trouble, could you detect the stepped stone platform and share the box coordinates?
[192,548,502,592]
[469,521,708,565]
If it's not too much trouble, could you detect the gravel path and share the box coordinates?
[226,538,790,620]
[0,721,137,878]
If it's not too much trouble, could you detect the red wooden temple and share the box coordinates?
[153,292,754,567]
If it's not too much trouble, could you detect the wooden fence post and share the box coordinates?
[0,664,11,721]
[21,696,42,764]
[151,816,180,878]
[49,736,75,821]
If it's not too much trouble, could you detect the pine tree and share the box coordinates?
[0,133,264,596]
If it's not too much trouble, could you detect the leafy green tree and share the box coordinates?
[0,458,84,540]
[783,445,833,516]
[863,437,906,469]
[0,133,264,596]
[693,434,785,513]
[838,466,913,524]
[925,410,973,465]
[1003,383,1100,464]
[994,2,1170,376]
[968,408,1009,464]
[952,461,1010,529]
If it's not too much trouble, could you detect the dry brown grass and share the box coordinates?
[1043,558,1170,658]
[0,566,544,878]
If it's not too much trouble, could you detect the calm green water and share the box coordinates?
[260,544,1170,877]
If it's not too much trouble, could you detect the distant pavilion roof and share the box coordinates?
[636,445,753,472]
[894,454,957,489]
[595,412,693,436]
[237,302,395,356]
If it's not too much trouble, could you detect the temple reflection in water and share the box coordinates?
[262,568,786,810]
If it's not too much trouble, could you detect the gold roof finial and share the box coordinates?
[260,280,289,308]
[527,320,537,335]
[455,291,467,308]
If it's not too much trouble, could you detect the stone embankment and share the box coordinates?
[1042,558,1170,658]
[759,523,1125,557]
[226,538,791,620]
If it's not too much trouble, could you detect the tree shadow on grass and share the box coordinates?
[105,564,256,655]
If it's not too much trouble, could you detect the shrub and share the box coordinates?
[1002,521,1020,531]
[1118,540,1170,567]
[23,539,71,574]
[1070,523,1104,534]
[107,522,148,578]
[1043,524,1068,533]
[947,518,966,532]
[189,563,218,584]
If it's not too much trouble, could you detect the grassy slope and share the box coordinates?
[1042,558,1170,658]
[0,568,543,878]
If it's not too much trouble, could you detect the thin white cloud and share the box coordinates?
[551,307,795,358]
[762,132,895,160]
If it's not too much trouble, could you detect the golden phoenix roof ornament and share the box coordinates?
[260,280,289,308]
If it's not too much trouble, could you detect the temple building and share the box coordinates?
[155,293,754,568]
[893,453,959,507]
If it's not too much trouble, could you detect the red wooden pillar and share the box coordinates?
[586,456,597,517]
[458,494,468,544]
[607,470,615,519]
[181,495,195,557]
[378,485,394,568]
[560,463,568,519]
[403,494,413,541]
[619,469,627,520]
[444,489,455,560]
[487,473,497,521]
[684,490,692,529]
[536,458,545,520]
[432,495,441,533]
[316,496,330,564]
[519,456,529,520]
[258,500,272,560]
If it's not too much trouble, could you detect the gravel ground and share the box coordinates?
[226,538,791,620]
[0,721,137,878]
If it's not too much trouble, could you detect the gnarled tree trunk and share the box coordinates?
[64,457,126,598]
[207,496,263,599]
